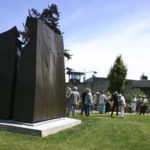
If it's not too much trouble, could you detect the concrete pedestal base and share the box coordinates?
[0,118,81,137]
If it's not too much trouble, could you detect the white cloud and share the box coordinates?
[65,19,150,80]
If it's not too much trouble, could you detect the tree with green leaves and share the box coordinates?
[19,4,61,39]
[19,4,72,60]
[125,90,146,103]
[107,55,127,94]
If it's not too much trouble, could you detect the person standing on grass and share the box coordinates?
[118,94,126,118]
[139,96,148,115]
[80,88,87,115]
[98,91,106,114]
[94,92,100,111]
[90,91,95,112]
[111,91,119,117]
[66,87,72,112]
[105,93,111,113]
[67,87,80,116]
[136,95,142,113]
[84,88,92,116]
[131,95,137,113]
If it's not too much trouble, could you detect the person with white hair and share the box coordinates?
[118,94,126,118]
[67,86,80,116]
[139,96,148,115]
[84,88,92,116]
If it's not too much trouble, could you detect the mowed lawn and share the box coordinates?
[0,113,150,150]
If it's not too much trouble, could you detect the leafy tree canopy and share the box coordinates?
[19,4,72,60]
[28,4,61,35]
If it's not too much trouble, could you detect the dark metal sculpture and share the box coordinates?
[0,17,66,123]
[0,27,19,119]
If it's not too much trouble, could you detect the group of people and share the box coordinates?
[131,95,149,115]
[66,87,149,118]
[110,92,126,118]
[97,91,126,118]
[66,87,92,117]
[66,86,80,116]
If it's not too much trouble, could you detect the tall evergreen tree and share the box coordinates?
[107,55,127,93]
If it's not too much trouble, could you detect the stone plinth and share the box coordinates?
[0,118,81,137]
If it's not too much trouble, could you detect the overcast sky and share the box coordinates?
[1,0,150,80]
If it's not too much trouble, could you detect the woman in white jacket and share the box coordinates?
[118,94,126,118]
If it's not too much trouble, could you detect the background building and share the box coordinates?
[66,76,150,98]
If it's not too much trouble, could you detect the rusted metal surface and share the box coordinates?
[13,17,66,122]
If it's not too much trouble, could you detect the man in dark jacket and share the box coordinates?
[80,88,87,115]
[111,91,119,117]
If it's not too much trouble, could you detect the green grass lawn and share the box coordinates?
[0,113,150,150]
